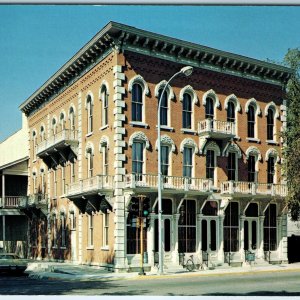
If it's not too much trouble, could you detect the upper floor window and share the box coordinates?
[205,97,214,119]
[101,85,109,127]
[132,141,144,174]
[59,112,65,131]
[161,145,170,177]
[159,89,168,126]
[227,101,235,123]
[248,155,256,182]
[247,105,255,138]
[206,150,215,181]
[52,118,57,136]
[86,147,94,178]
[86,95,93,133]
[32,131,37,159]
[228,152,237,181]
[267,156,275,184]
[69,107,76,131]
[40,126,45,142]
[102,143,108,176]
[182,93,192,129]
[183,147,193,178]
[267,108,275,141]
[132,83,143,122]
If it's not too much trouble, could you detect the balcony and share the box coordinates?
[66,175,114,198]
[0,196,28,208]
[198,119,236,139]
[36,129,78,168]
[125,173,213,194]
[221,181,287,198]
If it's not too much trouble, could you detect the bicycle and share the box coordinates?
[180,254,204,272]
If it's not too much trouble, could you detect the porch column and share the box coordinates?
[148,212,156,265]
[277,216,282,260]
[173,213,180,263]
[197,213,203,256]
[218,210,225,262]
[258,215,265,259]
[240,214,245,262]
[2,174,5,252]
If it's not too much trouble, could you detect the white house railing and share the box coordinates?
[125,173,213,192]
[198,119,235,136]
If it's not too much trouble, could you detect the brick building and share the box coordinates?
[19,22,292,271]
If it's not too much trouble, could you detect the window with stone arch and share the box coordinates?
[129,131,150,175]
[51,117,57,136]
[32,130,37,160]
[69,106,76,132]
[265,102,279,142]
[180,85,198,130]
[180,138,198,178]
[245,98,261,140]
[40,125,45,142]
[86,94,93,134]
[223,143,242,181]
[59,111,66,131]
[100,136,109,176]
[204,141,221,186]
[202,89,220,121]
[86,143,94,178]
[225,95,241,136]
[100,83,109,128]
[246,146,261,183]
[129,75,149,124]
[265,148,280,184]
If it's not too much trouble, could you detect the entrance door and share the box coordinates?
[201,218,218,260]
[244,218,258,253]
[154,217,172,260]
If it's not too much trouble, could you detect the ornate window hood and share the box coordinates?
[19,21,293,116]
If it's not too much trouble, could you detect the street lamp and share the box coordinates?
[157,66,193,275]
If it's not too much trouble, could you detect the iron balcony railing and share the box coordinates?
[66,175,114,197]
[125,173,213,192]
[221,181,287,197]
[36,129,78,154]
[198,119,235,136]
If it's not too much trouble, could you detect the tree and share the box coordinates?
[282,48,300,221]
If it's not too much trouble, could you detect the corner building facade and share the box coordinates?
[20,22,292,271]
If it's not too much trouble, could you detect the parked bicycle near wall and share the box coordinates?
[179,253,204,272]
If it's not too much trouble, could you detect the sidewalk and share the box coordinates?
[25,261,300,281]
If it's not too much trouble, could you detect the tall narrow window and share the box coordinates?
[183,147,193,178]
[264,204,277,251]
[178,200,196,253]
[60,113,65,131]
[40,126,45,142]
[227,101,235,123]
[161,145,170,177]
[132,142,144,174]
[103,213,109,247]
[224,202,239,252]
[248,155,256,182]
[32,131,37,160]
[69,107,75,132]
[61,165,65,195]
[40,169,45,194]
[61,215,66,248]
[247,105,255,138]
[52,118,57,136]
[132,83,143,122]
[70,162,76,184]
[267,109,274,141]
[88,214,94,247]
[52,214,57,247]
[228,152,236,181]
[102,144,109,176]
[87,96,93,133]
[101,86,108,127]
[206,150,215,181]
[267,157,275,184]
[53,170,57,198]
[87,150,93,178]
[159,89,168,126]
[182,93,192,129]
[205,97,214,119]
[32,171,37,194]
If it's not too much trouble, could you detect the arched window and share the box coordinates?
[86,146,94,178]
[40,126,45,142]
[59,112,65,131]
[132,83,143,122]
[32,130,37,159]
[267,108,275,141]
[267,157,275,184]
[182,93,192,129]
[132,141,144,174]
[52,118,57,136]
[86,95,93,133]
[205,97,214,119]
[101,85,108,127]
[247,105,255,138]
[206,150,215,181]
[227,101,235,123]
[159,89,168,126]
[183,146,193,178]
[69,107,75,131]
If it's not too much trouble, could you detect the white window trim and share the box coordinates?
[100,81,110,128]
[245,98,261,140]
[224,94,241,137]
[265,102,279,143]
[85,92,94,135]
[203,141,221,187]
[180,87,197,130]
[202,89,221,118]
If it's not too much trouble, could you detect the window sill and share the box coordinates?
[60,247,67,250]
[86,246,94,250]
[100,125,109,131]
[181,128,196,135]
[266,140,279,145]
[86,132,93,138]
[101,246,110,251]
[130,121,149,128]
[156,125,174,132]
[246,138,261,144]
[52,246,58,249]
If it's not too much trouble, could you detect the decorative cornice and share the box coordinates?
[19,21,293,116]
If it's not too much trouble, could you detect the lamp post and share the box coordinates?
[157,66,193,275]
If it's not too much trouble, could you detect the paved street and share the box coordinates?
[1,269,300,296]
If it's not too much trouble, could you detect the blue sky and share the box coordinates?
[0,5,299,141]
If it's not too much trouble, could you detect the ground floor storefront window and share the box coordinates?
[264,203,277,251]
[224,202,239,252]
